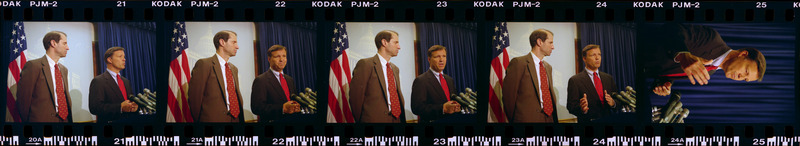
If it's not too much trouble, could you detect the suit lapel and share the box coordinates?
[372,55,388,98]
[265,70,287,100]
[103,72,125,100]
[525,54,540,97]
[39,57,56,103]
[211,57,226,96]
[426,71,447,101]
[580,71,600,99]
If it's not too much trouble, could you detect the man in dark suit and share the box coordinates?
[188,30,244,122]
[89,47,139,123]
[349,30,406,123]
[251,45,300,123]
[17,31,73,123]
[502,29,559,123]
[567,44,618,123]
[641,23,767,96]
[411,45,460,123]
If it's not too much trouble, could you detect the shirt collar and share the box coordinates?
[429,68,443,77]
[270,67,282,76]
[530,52,541,65]
[215,53,227,65]
[377,53,389,66]
[711,49,733,67]
[585,67,598,76]
[107,68,120,77]
[45,55,57,68]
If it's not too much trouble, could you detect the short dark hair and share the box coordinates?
[427,45,446,57]
[581,44,600,58]
[373,30,398,50]
[42,31,66,50]
[528,29,553,48]
[738,48,766,81]
[267,45,286,57]
[213,30,237,49]
[104,47,125,64]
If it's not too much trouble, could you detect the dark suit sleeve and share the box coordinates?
[502,58,523,121]
[348,59,369,122]
[16,62,40,122]
[411,77,442,120]
[188,59,210,121]
[566,76,584,117]
[251,76,282,119]
[89,77,122,118]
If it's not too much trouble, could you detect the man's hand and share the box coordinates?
[283,101,301,114]
[443,101,461,114]
[580,93,589,114]
[653,82,672,96]
[676,53,712,85]
[121,100,138,112]
[604,90,615,107]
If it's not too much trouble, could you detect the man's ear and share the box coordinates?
[381,39,388,47]
[50,40,58,48]
[218,39,225,46]
[106,57,113,64]
[739,50,750,57]
[536,38,544,47]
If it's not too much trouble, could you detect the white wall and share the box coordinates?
[184,22,258,121]
[24,22,96,122]
[507,22,578,121]
[345,22,418,121]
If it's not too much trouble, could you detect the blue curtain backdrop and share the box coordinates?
[647,23,796,123]
[95,22,157,94]
[578,23,637,91]
[416,23,477,93]
[256,22,317,91]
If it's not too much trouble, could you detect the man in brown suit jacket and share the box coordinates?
[251,45,300,123]
[503,29,559,123]
[89,47,139,123]
[349,30,406,123]
[188,30,244,123]
[17,31,73,123]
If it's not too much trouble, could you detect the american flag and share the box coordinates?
[6,22,26,122]
[488,22,509,123]
[167,21,193,122]
[327,22,354,123]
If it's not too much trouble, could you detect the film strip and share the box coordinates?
[0,0,799,146]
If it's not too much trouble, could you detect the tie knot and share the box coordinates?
[594,72,598,76]
[117,74,121,78]
[386,63,391,67]
[280,73,283,77]
[225,63,229,67]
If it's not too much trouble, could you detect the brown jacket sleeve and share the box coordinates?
[348,59,370,122]
[502,57,524,122]
[188,59,210,121]
[16,61,41,122]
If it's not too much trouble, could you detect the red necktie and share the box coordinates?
[225,63,240,118]
[539,62,553,116]
[54,65,68,120]
[661,66,718,77]
[386,63,401,119]
[280,73,290,101]
[117,74,128,100]
[593,72,604,103]
[439,74,451,101]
